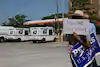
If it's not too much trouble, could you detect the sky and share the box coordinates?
[0,0,68,23]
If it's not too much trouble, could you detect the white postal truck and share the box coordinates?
[0,26,31,42]
[13,28,31,41]
[0,26,15,42]
[30,27,58,43]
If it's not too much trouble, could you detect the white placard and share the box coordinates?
[63,18,90,35]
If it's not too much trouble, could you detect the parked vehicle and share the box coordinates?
[0,26,32,42]
[0,26,58,43]
[30,27,58,43]
[12,28,31,41]
[0,26,15,42]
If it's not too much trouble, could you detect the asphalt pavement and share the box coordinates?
[0,42,72,67]
[0,35,100,67]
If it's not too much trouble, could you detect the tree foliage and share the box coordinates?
[41,13,68,20]
[7,14,29,27]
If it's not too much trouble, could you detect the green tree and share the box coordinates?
[15,14,27,26]
[8,14,28,27]
[8,17,17,26]
[41,13,68,20]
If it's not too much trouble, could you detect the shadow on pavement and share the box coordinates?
[4,40,29,43]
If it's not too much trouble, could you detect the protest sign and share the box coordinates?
[63,19,90,35]
[71,33,100,67]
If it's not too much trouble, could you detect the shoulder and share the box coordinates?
[89,23,95,27]
[89,23,96,34]
[89,23,94,25]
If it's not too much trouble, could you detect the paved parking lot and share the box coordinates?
[0,42,72,67]
[0,35,100,67]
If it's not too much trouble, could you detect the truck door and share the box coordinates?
[49,29,52,35]
[25,30,28,35]
[47,29,53,41]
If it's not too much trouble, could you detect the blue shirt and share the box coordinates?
[89,23,96,35]
[86,23,96,41]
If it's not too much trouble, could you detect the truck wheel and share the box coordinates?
[17,38,21,42]
[53,38,57,42]
[42,38,46,43]
[0,37,4,43]
[36,41,39,43]
[0,38,2,43]
[32,40,36,43]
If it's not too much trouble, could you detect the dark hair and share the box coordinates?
[89,19,92,23]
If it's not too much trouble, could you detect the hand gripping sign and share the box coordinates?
[71,33,100,67]
[63,19,100,67]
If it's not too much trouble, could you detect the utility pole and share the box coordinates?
[56,0,59,17]
[62,0,65,19]
[61,0,65,42]
[55,0,60,42]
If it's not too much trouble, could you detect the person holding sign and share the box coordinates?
[66,10,97,67]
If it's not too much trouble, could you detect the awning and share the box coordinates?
[23,18,64,25]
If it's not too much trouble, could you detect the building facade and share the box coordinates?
[92,0,100,18]
[68,0,100,18]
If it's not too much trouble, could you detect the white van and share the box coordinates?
[0,26,15,42]
[0,26,31,42]
[13,28,31,41]
[0,26,58,42]
[30,27,58,43]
